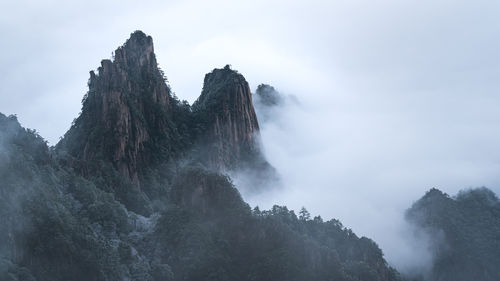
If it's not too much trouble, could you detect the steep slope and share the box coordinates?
[0,112,402,281]
[0,113,147,281]
[0,31,406,281]
[154,166,401,281]
[55,31,193,214]
[191,65,261,170]
[57,31,177,187]
[57,33,276,205]
[406,188,500,281]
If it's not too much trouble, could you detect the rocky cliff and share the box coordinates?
[57,31,175,186]
[192,65,262,170]
[0,30,404,281]
[57,32,275,204]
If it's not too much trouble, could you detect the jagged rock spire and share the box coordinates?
[114,30,155,68]
[193,65,262,170]
[58,31,173,188]
[57,33,276,210]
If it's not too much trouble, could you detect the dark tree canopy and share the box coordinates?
[406,187,500,281]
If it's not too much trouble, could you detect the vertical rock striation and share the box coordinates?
[57,32,276,204]
[192,65,262,170]
[57,31,174,186]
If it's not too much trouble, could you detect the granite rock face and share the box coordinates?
[58,32,275,199]
[58,31,173,186]
[193,65,262,171]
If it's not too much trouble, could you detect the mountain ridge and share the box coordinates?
[406,187,500,281]
[56,31,273,213]
[0,30,407,281]
[0,109,402,281]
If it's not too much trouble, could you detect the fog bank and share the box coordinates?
[1,0,500,274]
[237,81,500,272]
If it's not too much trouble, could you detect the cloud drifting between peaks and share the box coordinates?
[1,0,500,274]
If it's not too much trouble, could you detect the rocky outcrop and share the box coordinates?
[57,31,174,186]
[255,84,283,107]
[253,84,285,122]
[170,167,248,217]
[192,65,262,170]
[57,33,276,198]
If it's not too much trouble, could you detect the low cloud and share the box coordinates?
[235,81,500,273]
[1,0,499,275]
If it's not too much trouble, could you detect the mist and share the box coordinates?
[233,77,500,273]
[2,0,500,276]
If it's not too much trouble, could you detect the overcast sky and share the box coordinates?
[1,0,500,273]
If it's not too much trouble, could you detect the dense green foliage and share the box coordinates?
[0,113,401,281]
[155,167,400,281]
[406,188,500,281]
[3,31,499,280]
[0,113,148,280]
[6,30,500,281]
[192,65,245,111]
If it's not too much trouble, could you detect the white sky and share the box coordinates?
[1,0,500,273]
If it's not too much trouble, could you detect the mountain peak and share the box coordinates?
[255,84,282,106]
[423,188,448,199]
[195,65,247,107]
[128,30,150,43]
[193,65,261,170]
[113,30,155,69]
[57,31,173,211]
[57,34,275,211]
